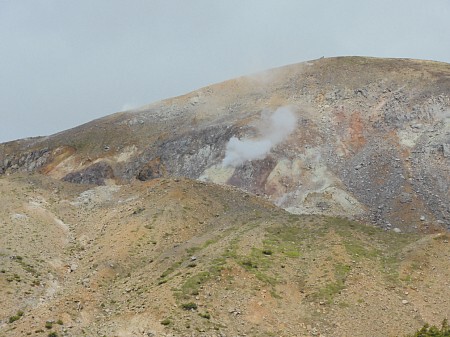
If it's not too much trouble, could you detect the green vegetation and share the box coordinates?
[405,320,450,337]
[186,246,201,255]
[161,318,172,326]
[45,321,53,329]
[199,312,211,319]
[343,241,378,259]
[326,217,420,286]
[160,260,182,279]
[264,225,307,259]
[311,263,351,304]
[181,302,198,311]
[179,257,226,298]
[6,273,22,283]
[237,246,278,287]
[8,310,24,323]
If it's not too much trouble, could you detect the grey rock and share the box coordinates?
[399,192,412,203]
[442,143,450,158]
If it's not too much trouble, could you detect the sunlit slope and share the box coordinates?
[0,173,449,336]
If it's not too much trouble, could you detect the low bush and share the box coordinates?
[406,319,449,337]
[161,318,171,326]
[181,302,198,311]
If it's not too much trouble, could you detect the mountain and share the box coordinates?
[0,57,450,336]
[1,56,449,231]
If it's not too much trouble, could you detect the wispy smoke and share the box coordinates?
[121,103,138,111]
[222,106,297,167]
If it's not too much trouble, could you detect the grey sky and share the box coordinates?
[1,0,450,143]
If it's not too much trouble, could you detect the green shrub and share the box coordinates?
[181,302,198,311]
[45,321,53,329]
[406,319,450,337]
[161,318,171,326]
[8,310,24,323]
[199,312,211,319]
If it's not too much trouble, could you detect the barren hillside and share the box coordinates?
[0,174,449,337]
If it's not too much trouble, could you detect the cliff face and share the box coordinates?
[1,57,450,230]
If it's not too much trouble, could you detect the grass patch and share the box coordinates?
[343,241,379,259]
[310,262,351,304]
[328,216,421,286]
[160,261,182,279]
[186,246,201,255]
[179,257,226,298]
[263,225,308,259]
[235,246,280,289]
[239,248,272,271]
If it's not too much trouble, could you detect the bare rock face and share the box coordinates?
[62,161,114,185]
[1,57,450,231]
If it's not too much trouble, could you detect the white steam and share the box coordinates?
[121,103,138,111]
[222,107,297,167]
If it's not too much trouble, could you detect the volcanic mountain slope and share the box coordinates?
[0,173,449,337]
[1,57,450,231]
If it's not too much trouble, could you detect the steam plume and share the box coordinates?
[222,106,297,167]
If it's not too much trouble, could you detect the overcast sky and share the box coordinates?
[1,0,450,143]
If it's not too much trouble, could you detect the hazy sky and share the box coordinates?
[1,0,450,143]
